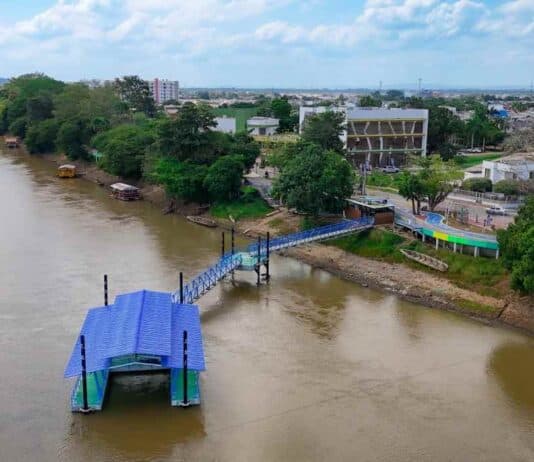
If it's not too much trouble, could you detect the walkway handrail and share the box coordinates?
[248,217,374,254]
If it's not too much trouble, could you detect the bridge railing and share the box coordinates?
[173,253,242,304]
[247,217,374,254]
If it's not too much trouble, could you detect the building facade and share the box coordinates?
[346,108,428,167]
[246,117,279,136]
[214,116,237,134]
[149,78,179,104]
[482,153,534,183]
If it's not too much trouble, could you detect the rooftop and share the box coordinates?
[64,289,205,378]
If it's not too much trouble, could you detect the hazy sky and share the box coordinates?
[1,0,533,88]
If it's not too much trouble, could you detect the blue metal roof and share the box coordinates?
[65,290,205,377]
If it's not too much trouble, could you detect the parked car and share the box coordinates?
[486,205,508,215]
[381,165,399,173]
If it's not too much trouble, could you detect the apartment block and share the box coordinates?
[148,78,179,104]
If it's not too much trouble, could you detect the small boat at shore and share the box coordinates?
[400,249,448,272]
[186,215,217,228]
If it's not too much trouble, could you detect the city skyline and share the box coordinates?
[1,1,533,88]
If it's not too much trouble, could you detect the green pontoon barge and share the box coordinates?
[64,290,205,412]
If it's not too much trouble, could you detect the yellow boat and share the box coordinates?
[58,164,77,178]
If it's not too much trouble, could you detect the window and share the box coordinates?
[484,168,490,178]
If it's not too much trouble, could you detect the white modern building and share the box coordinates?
[346,108,429,167]
[148,78,179,104]
[246,117,279,136]
[214,116,237,134]
[482,153,534,183]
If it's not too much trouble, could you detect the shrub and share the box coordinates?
[493,179,520,196]
[8,116,28,138]
[25,119,59,153]
[462,178,492,192]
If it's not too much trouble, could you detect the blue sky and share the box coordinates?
[0,0,533,88]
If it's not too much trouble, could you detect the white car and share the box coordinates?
[486,205,507,215]
[381,166,399,173]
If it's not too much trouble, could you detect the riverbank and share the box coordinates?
[233,212,534,335]
[10,145,534,335]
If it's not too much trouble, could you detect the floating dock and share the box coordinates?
[65,290,205,412]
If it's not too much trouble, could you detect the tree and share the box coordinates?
[462,178,492,193]
[426,106,464,152]
[25,119,60,153]
[26,93,54,122]
[56,117,91,160]
[301,110,345,153]
[271,97,297,132]
[359,95,382,107]
[114,76,156,117]
[8,116,27,138]
[272,142,354,215]
[418,156,463,211]
[497,197,534,293]
[398,171,424,214]
[156,102,216,161]
[151,158,209,203]
[203,155,244,202]
[493,180,520,196]
[231,132,260,170]
[93,124,155,178]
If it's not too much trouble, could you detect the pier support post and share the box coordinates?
[179,272,184,304]
[183,330,188,406]
[265,232,270,281]
[422,234,426,243]
[496,248,499,260]
[231,227,235,255]
[104,274,108,306]
[80,335,89,412]
[474,246,479,258]
[256,236,261,286]
[221,232,225,257]
[453,242,457,253]
[435,238,439,250]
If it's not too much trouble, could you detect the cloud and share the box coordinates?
[0,0,532,85]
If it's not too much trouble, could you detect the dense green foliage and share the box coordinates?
[462,178,493,193]
[93,124,155,178]
[272,141,354,215]
[498,197,534,293]
[203,155,244,201]
[359,95,382,107]
[397,156,462,212]
[493,180,521,196]
[113,76,155,117]
[151,158,209,203]
[210,186,272,220]
[301,110,345,153]
[454,153,502,168]
[25,119,60,153]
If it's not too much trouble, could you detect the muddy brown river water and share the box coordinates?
[0,149,533,462]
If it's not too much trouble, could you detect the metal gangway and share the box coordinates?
[172,217,374,304]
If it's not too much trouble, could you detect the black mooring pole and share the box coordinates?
[104,274,108,306]
[80,334,89,412]
[257,236,261,286]
[183,330,188,406]
[179,272,184,304]
[231,227,235,255]
[266,231,270,281]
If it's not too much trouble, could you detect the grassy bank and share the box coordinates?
[331,228,507,298]
[455,153,502,169]
[210,187,272,221]
[211,107,258,131]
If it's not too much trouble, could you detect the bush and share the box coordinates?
[204,155,244,202]
[25,119,59,153]
[498,197,534,293]
[493,179,520,196]
[462,178,492,192]
[151,158,208,203]
[8,116,28,138]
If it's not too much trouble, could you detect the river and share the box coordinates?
[0,148,533,462]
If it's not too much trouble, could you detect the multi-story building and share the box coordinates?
[346,108,428,167]
[148,78,179,104]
